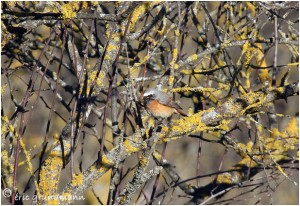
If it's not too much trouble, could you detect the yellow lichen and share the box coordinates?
[1,150,13,188]
[218,119,231,131]
[169,48,178,68]
[72,173,83,186]
[6,1,17,8]
[275,87,285,94]
[171,111,211,134]
[13,49,21,54]
[285,117,298,137]
[47,199,59,205]
[104,55,111,60]
[174,64,179,70]
[246,142,254,152]
[20,139,35,176]
[270,128,280,138]
[152,151,162,161]
[189,54,198,61]
[236,142,248,157]
[223,3,232,12]
[89,1,99,7]
[246,2,256,17]
[239,93,265,115]
[1,116,9,135]
[71,23,80,32]
[142,55,150,63]
[216,172,233,184]
[1,84,7,94]
[180,69,192,75]
[161,126,169,132]
[141,141,148,150]
[89,71,105,87]
[145,36,158,45]
[61,2,80,19]
[168,75,175,86]
[130,2,157,32]
[139,155,148,167]
[245,68,252,91]
[123,140,139,153]
[130,4,148,31]
[101,154,114,166]
[148,117,155,129]
[255,43,267,67]
[288,62,299,67]
[106,44,118,52]
[38,156,63,204]
[171,86,193,93]
[157,21,166,35]
[81,1,88,9]
[239,156,257,167]
[174,29,180,36]
[257,116,298,166]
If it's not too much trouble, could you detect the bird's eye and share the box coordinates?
[144,94,155,99]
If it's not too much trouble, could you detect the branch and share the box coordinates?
[118,132,160,204]
[176,39,298,71]
[58,83,298,204]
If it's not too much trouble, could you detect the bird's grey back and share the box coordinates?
[143,88,182,110]
[144,88,168,100]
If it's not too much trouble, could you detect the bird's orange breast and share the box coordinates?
[146,99,176,118]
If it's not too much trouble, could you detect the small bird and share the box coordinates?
[143,88,187,118]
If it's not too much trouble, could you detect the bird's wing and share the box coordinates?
[158,96,183,110]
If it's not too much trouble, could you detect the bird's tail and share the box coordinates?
[176,109,188,117]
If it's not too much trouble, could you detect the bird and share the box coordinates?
[143,88,187,118]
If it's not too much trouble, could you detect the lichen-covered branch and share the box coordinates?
[58,83,298,203]
[118,132,160,204]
